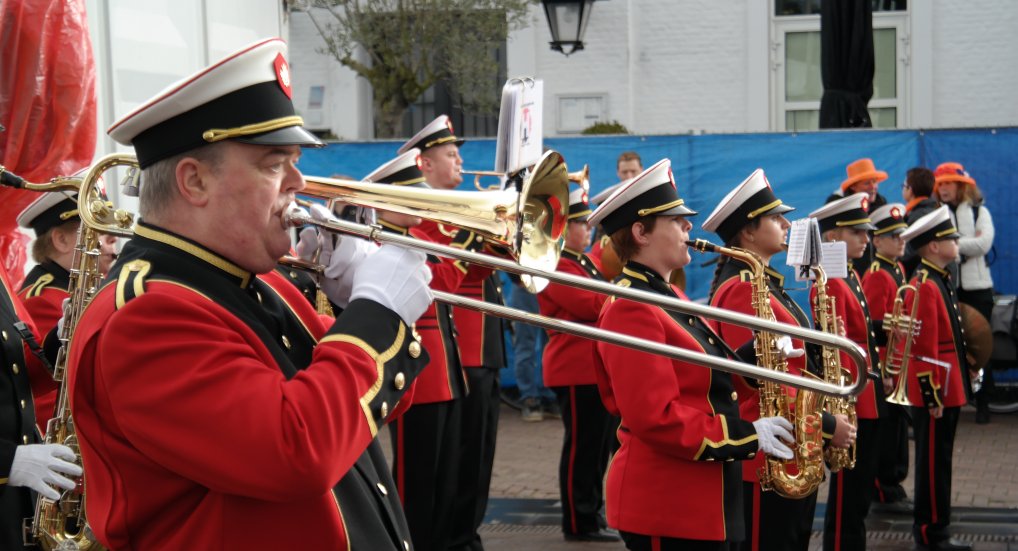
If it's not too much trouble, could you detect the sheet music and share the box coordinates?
[785,218,812,267]
[495,78,543,174]
[819,241,848,279]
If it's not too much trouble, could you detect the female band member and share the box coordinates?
[588,159,795,551]
[703,169,854,551]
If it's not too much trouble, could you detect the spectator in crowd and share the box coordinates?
[901,167,940,277]
[506,274,557,421]
[934,162,996,425]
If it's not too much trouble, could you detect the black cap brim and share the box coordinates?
[659,204,698,217]
[235,125,324,148]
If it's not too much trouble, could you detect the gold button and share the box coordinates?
[376,482,388,496]
[687,318,695,326]
[394,372,406,390]
[731,391,738,401]
[408,341,421,358]
[708,337,716,345]
[706,457,715,462]
[12,363,19,375]
[289,271,298,279]
[281,335,291,350]
[380,402,389,418]
[404,540,410,551]
[22,435,28,444]
[748,452,755,458]
[19,400,25,409]
[1,330,7,341]
[475,235,483,243]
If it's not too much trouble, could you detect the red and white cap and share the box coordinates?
[588,159,696,235]
[397,115,464,155]
[108,38,322,168]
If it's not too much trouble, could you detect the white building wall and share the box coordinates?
[287,9,372,141]
[284,0,1018,139]
[929,0,1018,128]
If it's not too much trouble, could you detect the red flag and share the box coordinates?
[0,0,96,288]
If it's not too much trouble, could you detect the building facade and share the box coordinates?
[287,0,1018,140]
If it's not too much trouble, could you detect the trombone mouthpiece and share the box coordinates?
[282,203,311,228]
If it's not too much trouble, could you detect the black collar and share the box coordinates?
[132,220,253,288]
[620,261,675,296]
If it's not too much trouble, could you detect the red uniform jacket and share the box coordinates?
[595,262,758,542]
[810,269,884,419]
[416,221,504,369]
[17,261,66,432]
[381,221,484,405]
[902,260,968,408]
[861,254,906,376]
[710,259,836,483]
[538,249,607,387]
[68,222,426,551]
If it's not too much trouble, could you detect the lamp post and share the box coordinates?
[541,0,597,56]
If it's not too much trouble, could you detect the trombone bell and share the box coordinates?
[299,150,570,292]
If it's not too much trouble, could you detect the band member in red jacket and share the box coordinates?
[355,149,485,551]
[17,191,117,431]
[861,203,912,509]
[899,206,973,551]
[537,187,618,542]
[589,159,795,551]
[68,38,434,550]
[809,193,886,551]
[400,116,505,551]
[703,169,854,551]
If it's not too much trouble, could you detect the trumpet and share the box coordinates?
[884,284,921,406]
[463,164,589,192]
[282,214,869,399]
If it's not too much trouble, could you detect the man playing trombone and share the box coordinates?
[66,38,433,550]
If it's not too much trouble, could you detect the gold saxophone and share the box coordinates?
[29,154,136,550]
[691,240,824,499]
[812,265,857,472]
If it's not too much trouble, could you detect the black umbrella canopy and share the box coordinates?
[819,0,874,128]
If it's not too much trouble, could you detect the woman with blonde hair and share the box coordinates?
[934,162,996,424]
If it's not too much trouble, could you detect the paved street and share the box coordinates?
[476,402,1018,550]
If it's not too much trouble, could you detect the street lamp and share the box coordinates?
[541,0,597,56]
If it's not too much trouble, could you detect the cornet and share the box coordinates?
[884,284,921,406]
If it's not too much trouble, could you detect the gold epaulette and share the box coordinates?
[115,260,152,309]
[868,261,880,273]
[739,270,753,283]
[917,269,930,284]
[23,273,55,298]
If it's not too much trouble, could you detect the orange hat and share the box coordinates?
[841,158,888,192]
[933,162,976,192]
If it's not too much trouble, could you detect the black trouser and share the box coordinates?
[738,481,816,551]
[448,366,500,551]
[389,399,462,551]
[621,531,731,551]
[911,406,960,546]
[552,384,613,535]
[958,287,996,408]
[874,403,910,503]
[823,418,879,551]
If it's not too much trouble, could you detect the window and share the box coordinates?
[308,85,325,110]
[557,95,607,134]
[773,3,908,131]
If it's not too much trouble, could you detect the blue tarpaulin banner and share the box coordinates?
[299,127,1017,301]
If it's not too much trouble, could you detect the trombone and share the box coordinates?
[285,148,867,398]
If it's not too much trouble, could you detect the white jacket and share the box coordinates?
[954,199,995,291]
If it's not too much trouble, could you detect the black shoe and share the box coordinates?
[975,409,990,425]
[564,528,621,542]
[917,537,974,551]
[543,400,562,419]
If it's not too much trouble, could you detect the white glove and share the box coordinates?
[775,335,805,360]
[9,443,83,500]
[57,297,70,336]
[752,416,795,461]
[322,234,379,308]
[295,226,320,262]
[350,244,434,325]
